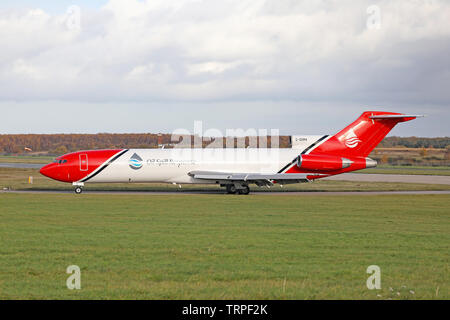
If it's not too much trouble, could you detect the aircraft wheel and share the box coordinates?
[240,186,250,195]
[226,185,237,194]
[75,187,83,194]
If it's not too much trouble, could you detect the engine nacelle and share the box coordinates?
[296,154,354,172]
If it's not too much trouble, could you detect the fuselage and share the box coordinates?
[41,145,368,184]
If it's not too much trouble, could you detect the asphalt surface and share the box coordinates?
[1,162,449,196]
[1,190,449,196]
[1,162,449,184]
[0,163,44,169]
[323,173,450,185]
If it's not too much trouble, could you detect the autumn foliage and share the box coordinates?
[0,134,448,155]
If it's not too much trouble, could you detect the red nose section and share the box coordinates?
[39,149,126,183]
[40,163,59,180]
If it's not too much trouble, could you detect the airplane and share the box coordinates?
[40,111,423,195]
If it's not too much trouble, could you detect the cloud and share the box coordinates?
[0,0,449,105]
[0,1,448,136]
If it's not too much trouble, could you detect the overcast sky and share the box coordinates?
[0,0,449,136]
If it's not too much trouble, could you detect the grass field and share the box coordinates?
[369,147,449,167]
[0,155,53,164]
[1,167,450,192]
[1,153,450,175]
[360,165,450,176]
[0,193,448,299]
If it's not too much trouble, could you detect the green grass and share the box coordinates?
[1,167,450,192]
[0,193,448,299]
[0,155,53,164]
[360,165,450,176]
[1,155,449,175]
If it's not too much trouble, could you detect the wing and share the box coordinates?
[188,170,318,186]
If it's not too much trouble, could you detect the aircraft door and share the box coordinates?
[79,154,88,171]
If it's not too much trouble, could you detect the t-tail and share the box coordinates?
[310,111,424,158]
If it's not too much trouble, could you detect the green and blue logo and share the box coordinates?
[129,153,143,170]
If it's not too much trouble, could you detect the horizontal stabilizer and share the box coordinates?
[369,114,424,121]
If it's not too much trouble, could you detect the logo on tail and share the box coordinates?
[344,129,362,148]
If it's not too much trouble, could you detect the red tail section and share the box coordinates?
[311,111,421,158]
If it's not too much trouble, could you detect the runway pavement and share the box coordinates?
[323,173,450,185]
[1,163,449,184]
[2,189,449,196]
[0,163,43,169]
[1,162,449,195]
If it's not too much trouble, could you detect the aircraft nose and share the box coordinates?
[40,163,56,179]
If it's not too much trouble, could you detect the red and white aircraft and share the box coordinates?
[40,111,422,194]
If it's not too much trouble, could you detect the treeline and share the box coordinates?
[0,133,291,154]
[379,136,450,149]
[0,134,448,155]
[0,134,172,155]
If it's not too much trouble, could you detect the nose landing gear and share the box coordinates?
[73,182,84,195]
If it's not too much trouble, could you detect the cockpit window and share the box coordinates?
[53,159,67,164]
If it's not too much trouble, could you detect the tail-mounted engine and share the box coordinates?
[296,154,376,172]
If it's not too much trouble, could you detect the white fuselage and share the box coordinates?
[88,148,305,184]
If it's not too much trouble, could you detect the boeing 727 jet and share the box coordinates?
[40,111,422,194]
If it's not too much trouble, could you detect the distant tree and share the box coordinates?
[0,134,448,155]
[420,148,428,157]
[55,145,68,155]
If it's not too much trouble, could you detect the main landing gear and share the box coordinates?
[225,184,250,195]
